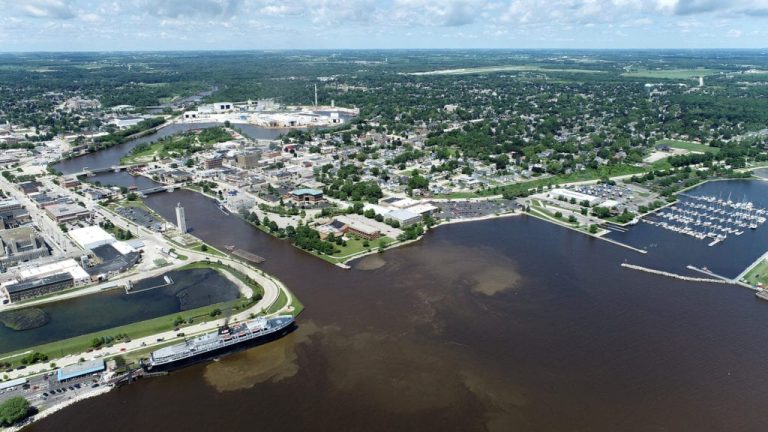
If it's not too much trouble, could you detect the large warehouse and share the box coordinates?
[548,188,601,206]
[2,272,74,302]
[69,226,116,250]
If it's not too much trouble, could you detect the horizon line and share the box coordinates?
[1,47,767,55]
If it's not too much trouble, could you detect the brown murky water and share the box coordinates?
[26,188,768,432]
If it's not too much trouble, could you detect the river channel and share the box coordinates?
[28,125,768,431]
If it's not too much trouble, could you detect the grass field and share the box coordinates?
[187,242,227,257]
[743,259,768,287]
[120,141,163,164]
[658,139,720,154]
[622,68,720,79]
[411,65,605,76]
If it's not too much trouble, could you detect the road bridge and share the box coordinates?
[70,164,145,178]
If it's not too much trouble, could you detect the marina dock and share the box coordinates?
[643,193,767,245]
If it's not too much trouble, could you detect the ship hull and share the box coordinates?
[144,321,296,373]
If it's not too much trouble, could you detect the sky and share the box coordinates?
[0,0,767,51]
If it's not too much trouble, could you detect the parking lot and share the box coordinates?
[115,205,165,231]
[434,199,518,220]
[0,371,105,412]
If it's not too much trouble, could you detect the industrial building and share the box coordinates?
[45,203,91,223]
[110,116,144,129]
[386,209,421,227]
[548,188,601,206]
[214,102,233,112]
[0,198,30,228]
[17,181,41,195]
[0,227,50,267]
[69,226,116,250]
[86,244,141,279]
[2,272,74,302]
[16,258,91,286]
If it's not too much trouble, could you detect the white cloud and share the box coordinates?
[1,0,768,50]
[144,0,243,19]
[15,0,75,19]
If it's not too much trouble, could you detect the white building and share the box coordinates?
[548,188,601,206]
[69,226,116,250]
[110,116,144,129]
[17,258,91,286]
[386,209,421,227]
[213,102,234,112]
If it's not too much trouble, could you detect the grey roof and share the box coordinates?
[6,272,73,294]
[387,209,420,221]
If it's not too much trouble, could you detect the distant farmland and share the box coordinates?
[622,68,722,79]
[410,65,605,76]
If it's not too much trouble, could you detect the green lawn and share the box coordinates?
[657,139,720,154]
[333,236,394,257]
[527,202,589,234]
[189,242,227,257]
[120,141,163,164]
[622,68,721,79]
[650,158,673,171]
[743,259,768,287]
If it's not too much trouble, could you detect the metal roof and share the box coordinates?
[0,377,27,391]
[57,359,105,381]
[290,188,323,196]
[5,272,73,294]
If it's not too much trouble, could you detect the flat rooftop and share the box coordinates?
[57,359,105,381]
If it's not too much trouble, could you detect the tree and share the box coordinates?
[589,224,599,234]
[407,173,429,191]
[0,397,31,427]
[126,192,138,201]
[200,244,208,252]
[591,206,611,219]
